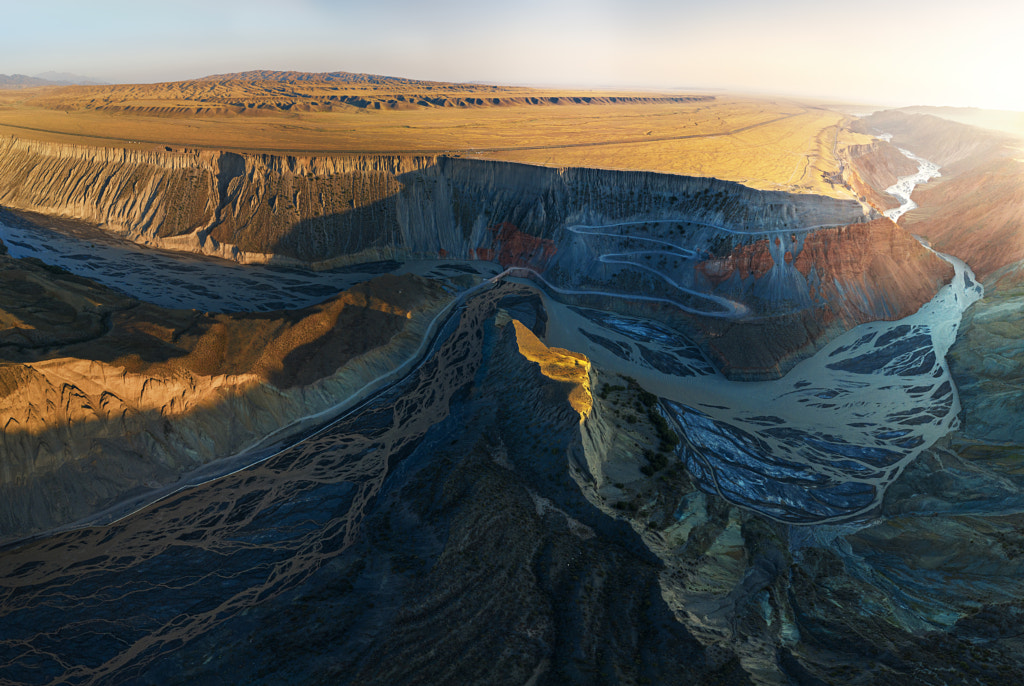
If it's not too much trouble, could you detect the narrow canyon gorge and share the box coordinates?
[2,107,1023,686]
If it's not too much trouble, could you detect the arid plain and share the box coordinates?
[3,70,1024,685]
[0,72,869,196]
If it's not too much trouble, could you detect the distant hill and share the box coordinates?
[29,75,712,119]
[900,106,1024,141]
[0,72,106,89]
[0,74,54,89]
[198,70,452,88]
[34,71,107,86]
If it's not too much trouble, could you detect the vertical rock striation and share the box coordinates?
[0,135,869,266]
[0,134,958,379]
[850,110,1024,281]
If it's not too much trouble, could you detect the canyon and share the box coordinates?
[0,78,1022,686]
[0,134,950,382]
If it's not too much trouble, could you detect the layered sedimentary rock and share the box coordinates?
[0,134,956,379]
[543,215,953,378]
[0,250,451,539]
[851,111,1024,280]
[840,140,919,211]
[0,136,436,264]
[694,218,953,376]
[0,134,866,266]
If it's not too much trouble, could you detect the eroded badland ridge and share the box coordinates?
[0,133,952,382]
[3,72,1024,685]
[0,78,959,543]
[0,244,453,536]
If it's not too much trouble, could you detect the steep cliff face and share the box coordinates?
[689,218,954,376]
[851,111,1024,280]
[679,217,946,317]
[0,134,955,381]
[902,156,1024,280]
[0,135,869,266]
[841,141,919,212]
[0,136,437,263]
[540,215,953,378]
[0,253,453,539]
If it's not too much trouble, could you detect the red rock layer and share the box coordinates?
[843,142,919,212]
[695,218,951,318]
[696,238,775,285]
[688,218,954,378]
[792,218,953,316]
[902,157,1024,281]
[487,222,558,269]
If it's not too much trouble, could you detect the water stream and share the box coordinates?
[0,278,527,685]
[539,147,980,524]
[0,145,981,681]
[0,218,494,313]
[882,144,941,222]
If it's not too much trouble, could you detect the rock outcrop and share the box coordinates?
[690,218,954,377]
[851,110,1024,280]
[0,252,452,539]
[0,134,957,379]
[541,215,953,378]
[0,135,868,266]
[512,318,592,421]
[840,140,919,211]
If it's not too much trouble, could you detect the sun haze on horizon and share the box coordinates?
[3,0,1022,112]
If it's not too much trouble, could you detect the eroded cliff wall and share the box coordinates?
[0,135,869,266]
[0,134,958,380]
[851,111,1024,280]
[0,252,452,540]
[841,141,919,212]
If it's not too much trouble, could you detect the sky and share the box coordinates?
[3,0,1022,111]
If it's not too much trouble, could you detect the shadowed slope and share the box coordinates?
[0,136,955,380]
[852,110,1024,281]
[0,247,453,539]
[0,81,861,197]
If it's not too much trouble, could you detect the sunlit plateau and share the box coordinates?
[2,1,1024,684]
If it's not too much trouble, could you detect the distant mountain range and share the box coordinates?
[196,70,452,87]
[35,71,107,85]
[0,72,107,89]
[898,105,1024,140]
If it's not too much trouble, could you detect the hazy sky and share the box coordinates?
[3,0,1021,110]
